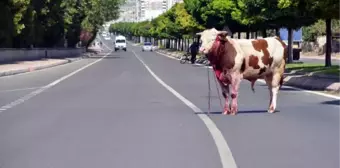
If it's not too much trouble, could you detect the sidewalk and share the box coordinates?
[157,49,340,93]
[0,57,84,77]
[0,44,105,77]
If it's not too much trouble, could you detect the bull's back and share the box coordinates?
[233,37,286,80]
[235,37,285,66]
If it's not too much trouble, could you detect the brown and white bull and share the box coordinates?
[197,28,286,115]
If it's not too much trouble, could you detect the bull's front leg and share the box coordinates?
[217,78,230,115]
[230,72,242,115]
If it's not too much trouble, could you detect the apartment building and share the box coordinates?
[166,0,183,10]
[119,0,138,22]
[137,0,168,21]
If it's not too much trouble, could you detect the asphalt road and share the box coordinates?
[0,38,339,168]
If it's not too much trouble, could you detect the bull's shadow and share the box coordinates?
[321,100,340,106]
[195,110,280,115]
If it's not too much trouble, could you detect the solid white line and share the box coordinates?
[0,87,43,93]
[257,79,340,100]
[156,51,340,100]
[0,50,112,113]
[98,36,113,51]
[132,50,237,168]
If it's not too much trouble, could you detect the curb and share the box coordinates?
[156,50,340,93]
[0,56,84,77]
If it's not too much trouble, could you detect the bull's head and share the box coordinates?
[197,28,228,55]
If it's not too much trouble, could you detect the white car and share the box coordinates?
[104,36,111,40]
[142,42,153,52]
[114,35,127,51]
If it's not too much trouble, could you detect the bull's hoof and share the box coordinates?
[223,108,231,115]
[268,105,275,113]
[230,107,238,115]
[222,110,230,115]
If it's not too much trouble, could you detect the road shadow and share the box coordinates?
[195,110,279,115]
[321,100,340,106]
[85,56,122,59]
[279,87,298,91]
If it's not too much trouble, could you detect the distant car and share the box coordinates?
[114,35,127,51]
[142,42,153,52]
[104,36,111,40]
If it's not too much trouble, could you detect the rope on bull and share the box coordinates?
[207,66,211,115]
[207,65,224,115]
[207,65,225,115]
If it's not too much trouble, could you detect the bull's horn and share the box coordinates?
[218,30,228,35]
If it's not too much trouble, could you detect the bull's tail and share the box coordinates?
[251,80,256,93]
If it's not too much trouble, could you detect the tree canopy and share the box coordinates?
[111,0,337,66]
[112,0,335,37]
[0,0,124,48]
[110,3,203,39]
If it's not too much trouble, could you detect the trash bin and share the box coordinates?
[293,48,301,60]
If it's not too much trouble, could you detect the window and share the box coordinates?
[144,42,151,46]
[116,39,125,43]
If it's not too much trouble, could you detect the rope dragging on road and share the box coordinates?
[207,66,211,115]
[207,66,224,115]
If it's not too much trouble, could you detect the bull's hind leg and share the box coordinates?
[269,60,285,113]
[268,73,282,113]
[264,75,273,112]
[265,68,285,113]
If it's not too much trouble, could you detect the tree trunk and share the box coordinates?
[166,39,170,48]
[181,38,184,51]
[325,18,332,67]
[287,28,293,63]
[262,29,267,38]
[86,29,98,49]
[255,32,258,39]
[238,32,241,39]
[246,31,250,39]
[185,39,189,51]
[275,28,280,37]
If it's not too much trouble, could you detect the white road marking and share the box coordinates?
[132,50,237,168]
[98,36,113,51]
[0,50,112,113]
[256,79,340,100]
[0,87,43,93]
[156,50,340,100]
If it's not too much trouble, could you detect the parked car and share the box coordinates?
[142,42,153,52]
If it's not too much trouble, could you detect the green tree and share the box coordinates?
[278,0,339,66]
[0,0,124,48]
[231,0,316,63]
[184,0,246,33]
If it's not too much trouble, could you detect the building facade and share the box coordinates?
[166,0,183,10]
[137,0,168,21]
[118,0,138,22]
[113,0,184,23]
